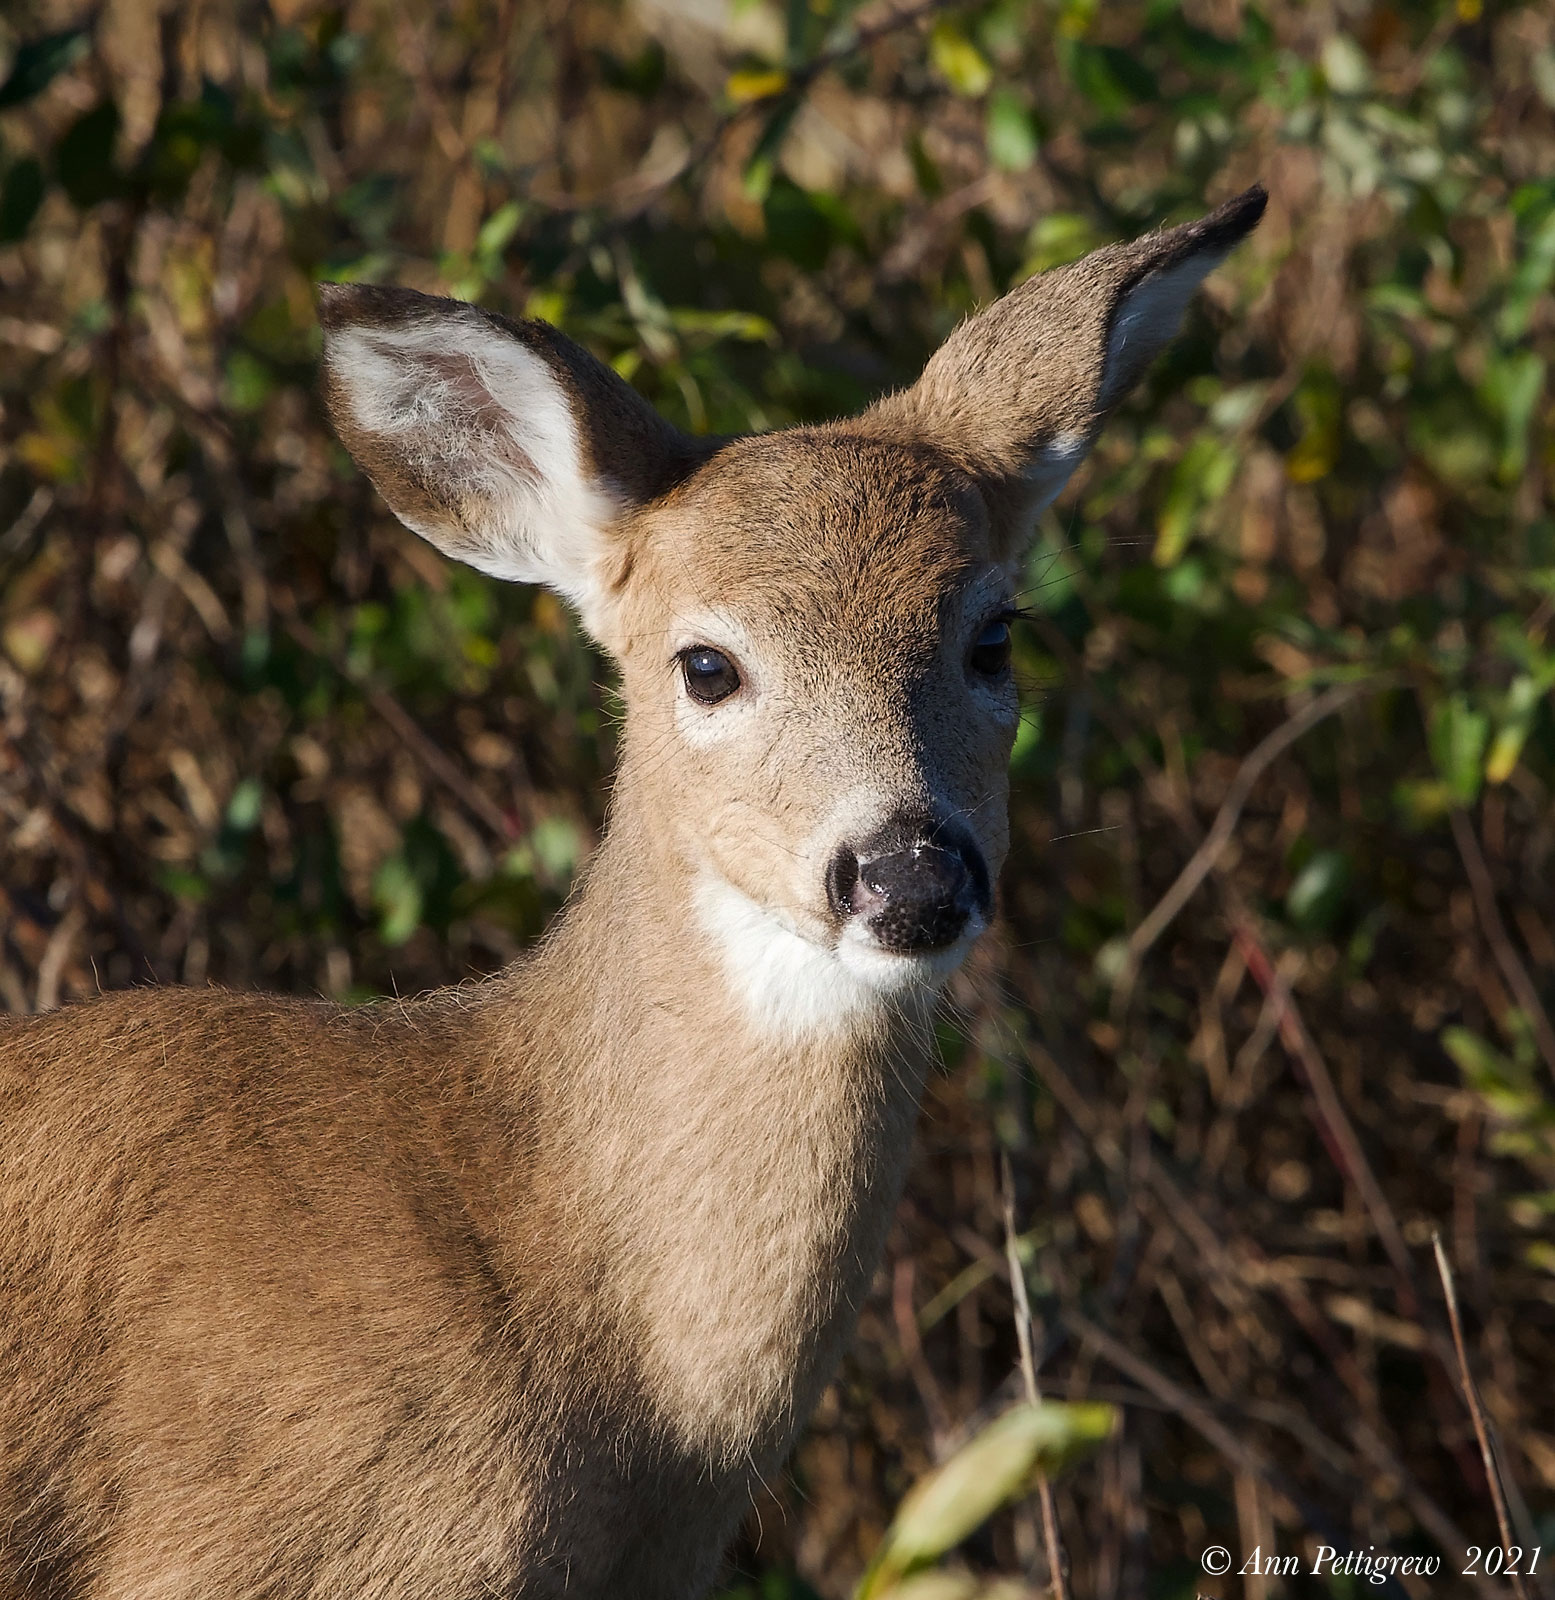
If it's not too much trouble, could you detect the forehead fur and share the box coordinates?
[621,430,994,647]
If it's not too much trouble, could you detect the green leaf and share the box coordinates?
[1392,777,1454,829]
[224,350,274,413]
[986,89,1038,171]
[0,29,89,110]
[1442,1026,1552,1129]
[1319,33,1370,96]
[866,1576,981,1600]
[1021,212,1100,274]
[373,854,423,945]
[1485,674,1544,785]
[1285,372,1342,483]
[225,779,264,832]
[1428,694,1490,805]
[1442,1025,1514,1088]
[529,816,584,883]
[1479,350,1545,483]
[742,96,800,202]
[1286,849,1350,932]
[1063,42,1157,116]
[855,1402,1114,1598]
[665,307,778,345]
[929,19,992,98]
[1154,433,1237,567]
[1499,207,1555,341]
[156,867,210,904]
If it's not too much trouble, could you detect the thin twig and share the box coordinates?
[879,174,1000,281]
[1450,806,1555,1088]
[1348,1417,1508,1600]
[1043,632,1425,1310]
[34,904,86,1013]
[283,616,520,842]
[1065,1311,1416,1599]
[0,485,53,561]
[1062,1317,1260,1491]
[1028,1024,1433,1484]
[1432,1234,1537,1600]
[1115,681,1363,1002]
[892,1256,954,1449]
[1230,902,1416,1294]
[1001,1154,1069,1600]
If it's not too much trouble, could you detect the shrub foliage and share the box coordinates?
[2,0,1554,1592]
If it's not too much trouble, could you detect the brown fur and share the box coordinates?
[0,190,1262,1599]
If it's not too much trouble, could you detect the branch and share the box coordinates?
[1432,1235,1539,1600]
[1001,1153,1070,1600]
[1228,899,1415,1293]
[1116,681,1364,1000]
[283,616,520,844]
[1450,805,1555,1088]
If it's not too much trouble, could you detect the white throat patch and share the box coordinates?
[693,872,975,1043]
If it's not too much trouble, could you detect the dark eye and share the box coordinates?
[680,646,741,705]
[969,618,1012,678]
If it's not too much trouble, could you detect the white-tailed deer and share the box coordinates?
[0,187,1263,1599]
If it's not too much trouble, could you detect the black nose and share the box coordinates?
[826,818,989,954]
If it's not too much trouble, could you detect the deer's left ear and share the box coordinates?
[858,184,1266,560]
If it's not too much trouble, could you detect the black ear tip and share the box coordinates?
[1206,182,1269,244]
[316,281,351,326]
[316,280,384,330]
[1141,183,1266,275]
[315,281,454,332]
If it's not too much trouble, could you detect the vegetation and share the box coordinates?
[2,0,1554,1592]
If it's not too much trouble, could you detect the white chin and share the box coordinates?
[695,871,983,1042]
[835,919,983,995]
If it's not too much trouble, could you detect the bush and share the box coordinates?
[2,0,1553,1590]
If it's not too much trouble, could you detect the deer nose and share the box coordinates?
[826,821,989,954]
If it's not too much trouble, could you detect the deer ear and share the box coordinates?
[319,284,703,644]
[859,184,1267,558]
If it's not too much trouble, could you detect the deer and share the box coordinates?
[0,186,1264,1600]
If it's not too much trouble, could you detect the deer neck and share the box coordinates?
[498,789,936,1468]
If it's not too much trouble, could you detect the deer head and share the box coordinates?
[320,186,1265,1042]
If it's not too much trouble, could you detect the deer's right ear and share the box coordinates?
[319,284,702,644]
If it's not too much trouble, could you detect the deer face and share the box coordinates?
[319,186,1264,1035]
[609,432,1014,1018]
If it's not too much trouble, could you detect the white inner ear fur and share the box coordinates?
[329,317,622,630]
[1012,246,1232,540]
[1099,249,1230,410]
[1022,429,1089,519]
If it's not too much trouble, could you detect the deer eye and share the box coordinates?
[680,647,741,705]
[968,618,1012,678]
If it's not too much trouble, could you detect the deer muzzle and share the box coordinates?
[826,818,990,955]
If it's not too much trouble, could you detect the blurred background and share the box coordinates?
[2,0,1554,1594]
